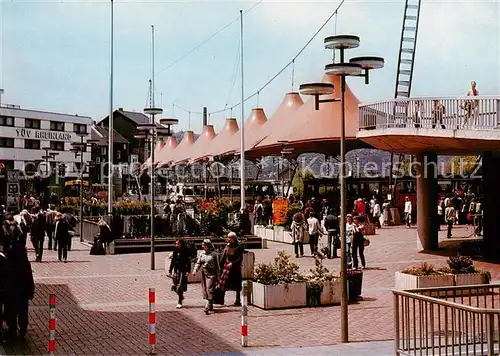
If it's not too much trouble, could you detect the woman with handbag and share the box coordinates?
[290,213,307,258]
[193,239,219,315]
[351,215,366,270]
[220,232,244,306]
[169,239,192,309]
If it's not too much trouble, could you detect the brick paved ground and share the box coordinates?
[2,224,499,355]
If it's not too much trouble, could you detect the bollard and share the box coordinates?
[241,281,248,347]
[48,294,56,355]
[149,288,156,355]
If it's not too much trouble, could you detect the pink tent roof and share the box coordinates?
[172,125,216,165]
[245,92,303,157]
[251,74,361,157]
[143,139,165,169]
[154,135,178,167]
[159,131,196,167]
[191,118,239,163]
[217,108,268,157]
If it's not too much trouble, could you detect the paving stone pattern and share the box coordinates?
[2,224,499,355]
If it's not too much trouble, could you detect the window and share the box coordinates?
[0,137,14,147]
[50,121,65,131]
[73,123,87,134]
[50,141,65,151]
[101,146,107,156]
[0,116,14,127]
[116,150,121,160]
[25,118,41,129]
[24,139,41,150]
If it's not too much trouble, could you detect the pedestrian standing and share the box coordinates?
[290,213,307,258]
[307,212,323,256]
[445,201,456,239]
[30,208,46,262]
[54,213,71,263]
[404,196,412,228]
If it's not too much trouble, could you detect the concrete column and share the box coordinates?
[415,152,439,250]
[481,152,500,261]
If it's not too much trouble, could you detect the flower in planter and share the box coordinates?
[401,262,442,276]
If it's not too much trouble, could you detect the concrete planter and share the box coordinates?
[320,280,342,305]
[394,272,455,290]
[274,226,285,243]
[254,225,266,238]
[283,231,294,244]
[454,273,485,286]
[265,228,274,241]
[251,282,307,310]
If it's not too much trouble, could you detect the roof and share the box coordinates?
[250,74,362,157]
[91,125,129,145]
[174,125,216,165]
[158,131,196,167]
[191,118,239,163]
[154,135,178,167]
[98,109,150,125]
[143,139,167,168]
[218,108,268,158]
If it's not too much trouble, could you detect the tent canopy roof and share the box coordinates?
[191,118,239,163]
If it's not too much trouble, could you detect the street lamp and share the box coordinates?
[71,136,99,242]
[299,34,384,343]
[135,117,177,271]
[41,147,59,177]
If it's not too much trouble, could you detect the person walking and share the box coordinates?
[323,209,340,258]
[45,206,57,251]
[290,213,307,258]
[193,239,219,315]
[345,214,355,268]
[351,216,366,269]
[445,200,456,239]
[404,196,412,228]
[307,212,323,256]
[4,242,35,343]
[372,200,381,228]
[220,232,244,306]
[169,239,193,309]
[30,208,46,262]
[54,213,71,262]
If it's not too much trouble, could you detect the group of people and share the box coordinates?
[168,232,244,314]
[0,205,77,263]
[289,208,368,270]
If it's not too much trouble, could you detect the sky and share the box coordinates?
[1,0,499,133]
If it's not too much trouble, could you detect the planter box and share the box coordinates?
[454,273,485,286]
[251,282,307,309]
[274,226,284,242]
[307,279,343,307]
[242,251,255,280]
[394,272,455,290]
[265,228,274,241]
[254,225,266,238]
[348,270,363,301]
[283,231,294,244]
[364,223,376,236]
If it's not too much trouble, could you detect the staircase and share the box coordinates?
[391,0,423,198]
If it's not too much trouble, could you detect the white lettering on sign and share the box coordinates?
[16,129,72,141]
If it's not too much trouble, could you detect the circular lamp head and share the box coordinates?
[349,56,385,69]
[76,132,88,138]
[159,118,179,126]
[136,124,156,132]
[42,146,52,151]
[325,63,362,76]
[281,148,294,155]
[324,35,360,50]
[157,128,172,136]
[144,107,163,115]
[299,83,334,96]
[134,133,147,140]
[71,142,85,150]
[50,152,59,157]
[41,155,53,159]
[86,139,100,145]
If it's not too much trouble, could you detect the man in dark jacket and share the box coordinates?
[168,239,194,308]
[30,209,46,262]
[4,242,35,342]
[324,209,340,259]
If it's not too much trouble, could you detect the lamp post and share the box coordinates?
[299,34,384,343]
[136,117,177,271]
[71,137,99,242]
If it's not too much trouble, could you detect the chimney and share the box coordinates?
[118,107,123,111]
[0,89,4,106]
[203,107,208,126]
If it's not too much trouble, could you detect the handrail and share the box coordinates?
[359,96,500,132]
[359,95,500,108]
[394,283,500,356]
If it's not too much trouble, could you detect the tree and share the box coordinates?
[446,156,480,176]
[292,169,315,197]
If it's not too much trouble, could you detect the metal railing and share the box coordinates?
[394,284,500,355]
[359,96,500,131]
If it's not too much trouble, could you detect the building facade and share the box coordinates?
[0,103,92,177]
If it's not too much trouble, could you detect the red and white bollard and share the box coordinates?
[48,294,56,355]
[241,281,248,347]
[149,288,156,355]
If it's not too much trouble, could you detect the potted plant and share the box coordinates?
[395,262,454,290]
[252,251,307,309]
[306,253,341,307]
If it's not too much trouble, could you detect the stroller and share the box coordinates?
[89,232,106,255]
